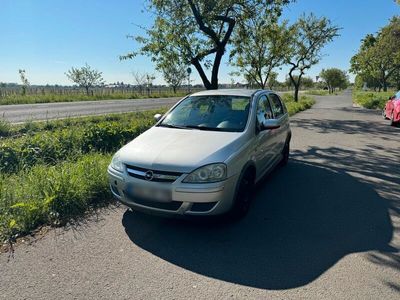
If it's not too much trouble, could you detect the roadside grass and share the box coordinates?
[352,90,394,109]
[0,111,161,174]
[282,94,316,116]
[0,96,315,245]
[0,153,111,245]
[0,91,186,105]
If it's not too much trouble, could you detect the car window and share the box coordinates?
[256,95,273,124]
[160,95,251,132]
[268,94,284,118]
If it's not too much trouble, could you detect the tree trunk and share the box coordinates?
[85,86,89,95]
[383,79,388,92]
[294,85,300,102]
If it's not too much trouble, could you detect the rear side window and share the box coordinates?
[268,94,284,118]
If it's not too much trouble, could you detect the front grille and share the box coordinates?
[125,164,182,183]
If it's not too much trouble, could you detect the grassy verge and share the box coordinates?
[352,90,394,109]
[282,94,316,116]
[0,91,187,105]
[0,154,111,244]
[0,96,315,244]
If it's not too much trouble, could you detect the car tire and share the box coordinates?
[280,141,290,167]
[382,108,388,120]
[230,171,255,220]
[390,111,395,126]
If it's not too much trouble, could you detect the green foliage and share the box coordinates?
[350,17,400,91]
[304,90,330,96]
[0,119,11,136]
[281,94,316,115]
[0,153,112,242]
[287,13,340,101]
[352,90,394,109]
[0,112,158,174]
[125,0,290,89]
[230,13,293,89]
[65,63,105,95]
[319,68,349,93]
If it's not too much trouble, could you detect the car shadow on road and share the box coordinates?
[121,160,394,290]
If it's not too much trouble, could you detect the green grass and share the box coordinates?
[0,96,315,244]
[0,153,112,243]
[352,90,394,109]
[0,91,187,105]
[282,94,316,116]
[0,111,163,174]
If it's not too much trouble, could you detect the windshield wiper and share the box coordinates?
[158,123,192,129]
[184,125,224,131]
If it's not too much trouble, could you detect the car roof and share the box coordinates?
[190,89,272,98]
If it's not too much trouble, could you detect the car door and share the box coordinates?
[267,93,289,157]
[254,94,276,177]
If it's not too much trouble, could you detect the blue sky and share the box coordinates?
[1,0,399,85]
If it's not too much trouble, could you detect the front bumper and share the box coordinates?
[107,166,239,217]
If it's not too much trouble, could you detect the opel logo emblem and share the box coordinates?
[145,170,154,181]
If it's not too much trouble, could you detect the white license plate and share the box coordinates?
[128,184,171,202]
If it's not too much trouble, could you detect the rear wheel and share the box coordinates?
[230,171,255,220]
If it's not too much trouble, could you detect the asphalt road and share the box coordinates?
[1,91,399,299]
[0,97,181,123]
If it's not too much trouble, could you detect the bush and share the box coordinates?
[0,153,112,243]
[352,91,394,109]
[281,94,316,116]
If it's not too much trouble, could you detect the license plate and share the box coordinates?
[127,184,171,202]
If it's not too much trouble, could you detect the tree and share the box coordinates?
[132,71,155,95]
[65,64,104,95]
[285,75,314,89]
[319,68,349,93]
[267,71,279,89]
[157,57,187,93]
[230,13,293,89]
[287,14,340,101]
[124,0,291,90]
[350,17,400,92]
[18,69,30,96]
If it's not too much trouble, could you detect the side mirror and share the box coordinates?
[261,119,281,130]
[154,114,162,122]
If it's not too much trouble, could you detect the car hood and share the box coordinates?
[118,126,244,173]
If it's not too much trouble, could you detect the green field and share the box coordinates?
[352,90,395,109]
[0,95,315,244]
[0,91,187,105]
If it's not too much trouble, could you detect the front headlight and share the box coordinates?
[183,163,227,183]
[110,152,124,172]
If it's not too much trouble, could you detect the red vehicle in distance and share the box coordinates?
[383,91,400,126]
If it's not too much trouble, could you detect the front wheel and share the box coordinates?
[280,141,290,167]
[382,108,388,120]
[230,172,254,220]
[390,111,395,126]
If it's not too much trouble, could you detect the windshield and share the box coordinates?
[158,95,251,132]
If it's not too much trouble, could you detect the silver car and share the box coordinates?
[108,89,291,218]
